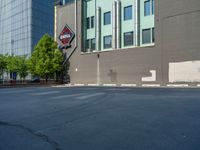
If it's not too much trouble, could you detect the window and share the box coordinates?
[104,12,111,25]
[91,38,96,51]
[85,38,96,52]
[124,31,134,46]
[86,39,90,50]
[144,0,151,16]
[104,35,112,49]
[142,29,151,44]
[124,5,133,20]
[86,17,90,29]
[152,28,155,43]
[152,0,154,15]
[91,16,95,28]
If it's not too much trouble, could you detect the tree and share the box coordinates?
[17,56,29,80]
[0,54,7,78]
[6,55,18,79]
[28,34,63,82]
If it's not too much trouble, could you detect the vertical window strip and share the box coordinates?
[152,0,154,15]
[144,0,150,16]
[104,11,111,25]
[104,35,112,49]
[124,31,134,47]
[124,5,133,21]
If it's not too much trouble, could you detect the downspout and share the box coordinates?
[134,0,140,46]
[54,5,57,41]
[63,0,78,64]
[112,1,116,49]
[116,0,121,49]
[96,7,101,51]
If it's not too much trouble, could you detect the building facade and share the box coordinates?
[0,0,54,56]
[55,0,200,86]
[83,0,154,52]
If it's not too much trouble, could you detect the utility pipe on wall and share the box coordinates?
[96,7,101,51]
[134,0,140,46]
[116,0,121,49]
[112,1,117,49]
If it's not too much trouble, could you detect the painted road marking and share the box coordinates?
[32,91,60,96]
[50,93,86,100]
[76,93,105,100]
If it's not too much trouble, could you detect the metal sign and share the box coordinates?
[58,24,75,47]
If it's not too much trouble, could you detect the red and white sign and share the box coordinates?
[59,24,75,46]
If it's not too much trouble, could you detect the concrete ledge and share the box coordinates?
[167,84,189,87]
[52,85,67,88]
[142,84,161,87]
[51,83,200,88]
[74,84,85,86]
[87,84,100,86]
[103,84,117,87]
[121,84,137,87]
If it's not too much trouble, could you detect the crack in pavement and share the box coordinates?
[0,121,60,150]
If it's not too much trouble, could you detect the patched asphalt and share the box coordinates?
[0,87,200,150]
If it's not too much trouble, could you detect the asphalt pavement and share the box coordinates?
[0,86,200,150]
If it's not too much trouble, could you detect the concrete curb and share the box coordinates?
[52,83,200,88]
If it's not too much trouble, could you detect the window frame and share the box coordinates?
[91,38,96,51]
[86,17,90,29]
[86,39,90,50]
[144,0,151,16]
[152,27,155,43]
[152,0,154,15]
[104,11,111,25]
[91,16,95,28]
[124,5,133,21]
[124,31,134,47]
[103,35,112,49]
[142,28,151,44]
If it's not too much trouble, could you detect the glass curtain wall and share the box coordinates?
[0,0,31,56]
[0,0,54,56]
[31,0,54,50]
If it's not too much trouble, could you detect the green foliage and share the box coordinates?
[6,55,18,73]
[28,34,63,80]
[0,54,7,77]
[3,55,28,79]
[17,56,29,79]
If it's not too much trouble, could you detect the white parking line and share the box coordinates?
[50,93,86,100]
[32,91,60,96]
[76,93,105,100]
